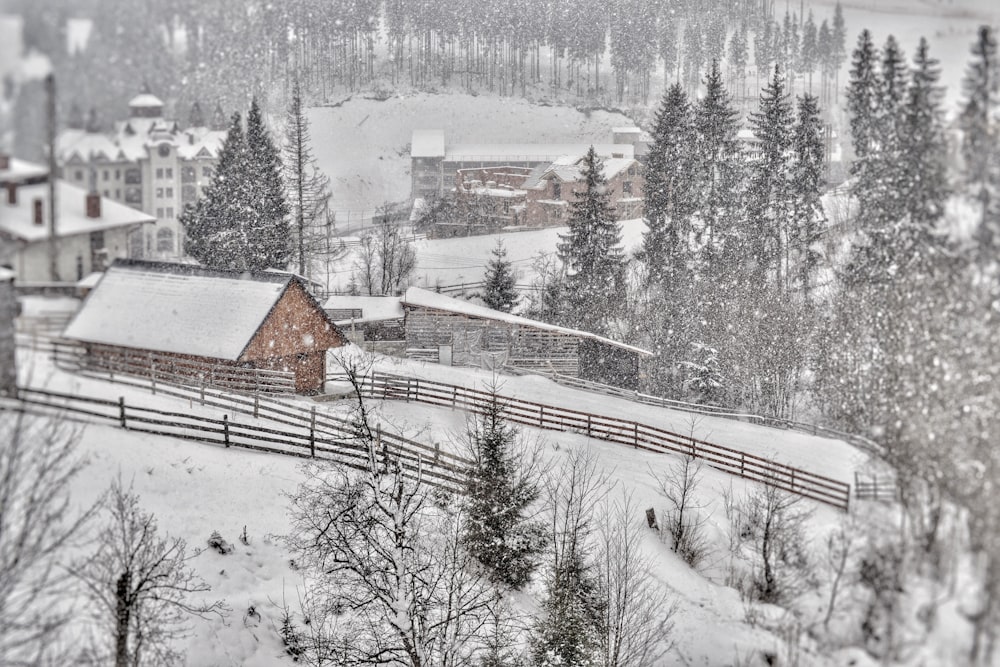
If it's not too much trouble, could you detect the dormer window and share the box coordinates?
[552,182,561,200]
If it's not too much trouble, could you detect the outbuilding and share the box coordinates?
[62,260,346,393]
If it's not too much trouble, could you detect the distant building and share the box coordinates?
[0,155,155,282]
[63,260,347,393]
[57,90,226,260]
[411,128,639,202]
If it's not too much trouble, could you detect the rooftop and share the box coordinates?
[444,142,634,162]
[128,93,164,109]
[0,157,49,184]
[63,261,303,360]
[324,294,406,325]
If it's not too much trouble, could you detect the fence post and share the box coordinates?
[741,453,745,477]
[586,414,591,437]
[254,391,259,419]
[119,396,127,429]
[452,386,457,409]
[150,353,156,395]
[538,405,544,426]
[200,376,206,404]
[790,468,795,491]
[223,415,230,447]
[309,406,316,458]
[633,422,638,449]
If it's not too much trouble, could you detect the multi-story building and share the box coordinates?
[57,91,225,260]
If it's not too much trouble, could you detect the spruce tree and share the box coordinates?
[959,26,999,243]
[846,30,881,227]
[642,83,695,289]
[481,240,520,313]
[462,391,545,589]
[694,61,743,274]
[817,19,833,103]
[245,97,290,272]
[557,146,627,334]
[188,101,205,128]
[790,93,827,303]
[531,549,603,667]
[832,2,848,101]
[901,38,950,230]
[801,11,818,93]
[283,79,332,277]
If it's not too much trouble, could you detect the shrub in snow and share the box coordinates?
[208,531,234,555]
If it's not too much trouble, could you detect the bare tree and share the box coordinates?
[353,204,416,295]
[821,514,862,631]
[595,490,676,667]
[650,453,710,568]
[72,479,227,667]
[0,412,96,666]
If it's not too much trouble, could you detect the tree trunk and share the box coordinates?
[115,571,132,667]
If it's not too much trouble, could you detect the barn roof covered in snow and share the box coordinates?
[323,295,406,325]
[62,260,330,360]
[401,287,652,356]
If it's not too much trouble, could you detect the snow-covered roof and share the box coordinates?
[76,271,103,288]
[63,261,298,360]
[0,267,14,282]
[60,133,130,164]
[401,287,652,356]
[129,93,164,109]
[0,179,155,243]
[411,129,446,158]
[538,157,636,185]
[324,295,405,325]
[445,143,634,162]
[0,157,48,183]
[176,130,225,160]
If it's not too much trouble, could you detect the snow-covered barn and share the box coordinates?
[62,260,346,393]
[327,287,653,390]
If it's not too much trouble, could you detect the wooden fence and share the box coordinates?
[854,472,897,502]
[337,371,852,511]
[14,350,472,491]
[50,340,297,396]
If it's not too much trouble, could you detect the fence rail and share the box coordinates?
[334,371,852,511]
[853,472,897,502]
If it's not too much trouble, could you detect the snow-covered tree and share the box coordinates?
[462,388,545,589]
[959,26,1000,248]
[790,92,827,302]
[283,79,332,277]
[481,240,520,313]
[244,97,291,271]
[846,30,881,221]
[557,146,627,334]
[353,207,416,295]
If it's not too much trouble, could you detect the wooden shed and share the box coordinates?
[62,260,346,393]
[400,287,652,390]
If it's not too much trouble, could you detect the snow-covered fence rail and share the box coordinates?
[3,385,469,492]
[853,472,897,502]
[525,370,884,458]
[339,371,851,511]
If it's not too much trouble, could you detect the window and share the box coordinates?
[181,166,196,182]
[74,170,83,181]
[102,169,109,181]
[182,185,197,202]
[125,187,142,204]
[165,187,173,198]
[115,189,121,199]
[202,166,213,178]
[103,190,110,198]
[115,169,121,179]
[156,187,164,198]
[166,207,174,218]
[125,168,141,184]
[622,181,632,194]
[156,228,174,253]
[156,207,164,218]
[157,144,171,158]
[156,168,164,179]
[552,182,561,200]
[165,168,173,179]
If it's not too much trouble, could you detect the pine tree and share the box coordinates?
[462,391,545,589]
[557,146,627,334]
[817,19,833,104]
[283,79,332,277]
[790,93,827,302]
[901,38,950,230]
[747,65,795,290]
[959,26,999,244]
[531,550,603,667]
[695,61,743,274]
[846,30,881,227]
[244,97,290,271]
[730,22,749,96]
[642,83,696,289]
[832,2,848,101]
[188,101,206,128]
[801,11,818,93]
[481,240,520,313]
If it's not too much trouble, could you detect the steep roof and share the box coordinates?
[0,177,155,243]
[62,261,314,360]
[539,157,636,185]
[324,295,406,325]
[401,287,652,356]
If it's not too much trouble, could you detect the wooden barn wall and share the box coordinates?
[578,339,640,390]
[404,308,580,375]
[242,281,345,362]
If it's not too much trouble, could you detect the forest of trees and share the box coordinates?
[7,0,848,141]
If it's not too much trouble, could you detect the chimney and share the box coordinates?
[86,191,101,218]
[33,198,44,225]
[0,153,9,170]
[5,182,15,205]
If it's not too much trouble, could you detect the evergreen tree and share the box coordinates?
[817,19,833,103]
[244,97,290,271]
[790,93,827,302]
[747,65,795,289]
[900,38,950,230]
[462,391,545,589]
[557,146,627,334]
[642,84,696,289]
[959,26,999,243]
[481,240,520,313]
[730,22,749,96]
[832,2,848,101]
[801,11,818,92]
[694,61,743,274]
[283,79,332,277]
[531,550,603,667]
[846,30,881,225]
[683,16,705,94]
[188,101,205,128]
